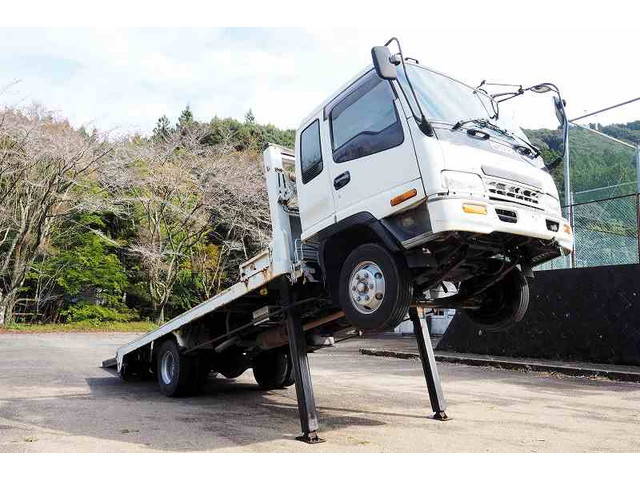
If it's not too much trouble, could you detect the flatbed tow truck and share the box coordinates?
[104,38,574,443]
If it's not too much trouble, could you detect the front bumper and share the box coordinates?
[427,196,574,254]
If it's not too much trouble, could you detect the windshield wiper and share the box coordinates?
[452,117,504,134]
[451,118,541,159]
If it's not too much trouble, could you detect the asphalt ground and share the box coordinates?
[1,332,639,452]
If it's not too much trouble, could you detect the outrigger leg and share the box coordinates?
[409,307,449,421]
[281,279,325,444]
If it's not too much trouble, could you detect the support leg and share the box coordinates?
[281,280,325,443]
[409,307,449,421]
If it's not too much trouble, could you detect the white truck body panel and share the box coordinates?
[296,115,337,239]
[329,97,423,223]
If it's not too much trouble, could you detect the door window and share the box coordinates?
[330,75,404,163]
[299,119,323,184]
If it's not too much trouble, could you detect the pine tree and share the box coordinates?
[177,105,194,132]
[244,109,256,124]
[153,115,171,141]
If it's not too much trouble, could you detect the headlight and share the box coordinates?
[441,170,485,195]
[539,194,561,215]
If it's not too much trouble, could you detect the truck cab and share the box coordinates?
[294,40,574,332]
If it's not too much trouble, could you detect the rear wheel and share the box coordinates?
[253,349,290,390]
[156,339,200,397]
[461,267,530,332]
[338,243,413,331]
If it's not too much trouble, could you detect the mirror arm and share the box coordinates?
[384,37,434,137]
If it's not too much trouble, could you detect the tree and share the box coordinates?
[153,115,172,141]
[176,105,194,132]
[37,213,132,324]
[108,126,220,323]
[0,107,111,325]
[244,109,256,124]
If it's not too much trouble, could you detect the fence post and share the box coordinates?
[564,123,574,268]
[637,193,640,263]
[637,146,640,263]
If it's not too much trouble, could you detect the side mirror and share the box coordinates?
[371,46,398,80]
[530,84,553,94]
[554,95,567,127]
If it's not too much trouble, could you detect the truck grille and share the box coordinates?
[486,179,541,208]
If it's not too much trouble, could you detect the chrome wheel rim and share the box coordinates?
[160,350,176,384]
[349,261,385,314]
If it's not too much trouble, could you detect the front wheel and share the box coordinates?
[460,267,530,332]
[338,243,413,332]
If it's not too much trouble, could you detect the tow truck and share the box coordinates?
[104,38,574,443]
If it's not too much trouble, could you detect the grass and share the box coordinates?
[1,320,157,333]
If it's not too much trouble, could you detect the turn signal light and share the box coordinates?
[462,203,487,215]
[562,223,572,235]
[390,188,418,206]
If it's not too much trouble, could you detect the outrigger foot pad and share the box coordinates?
[432,411,450,421]
[296,431,326,444]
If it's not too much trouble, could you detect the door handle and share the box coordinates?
[333,171,350,190]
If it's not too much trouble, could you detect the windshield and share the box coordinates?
[397,64,527,140]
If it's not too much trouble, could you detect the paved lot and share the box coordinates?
[1,332,639,452]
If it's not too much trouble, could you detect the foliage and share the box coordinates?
[43,215,128,301]
[0,107,112,325]
[60,304,136,324]
[526,121,638,204]
[0,103,284,327]
[3,320,155,333]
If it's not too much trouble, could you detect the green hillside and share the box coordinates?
[526,121,638,204]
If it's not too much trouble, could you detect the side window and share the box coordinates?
[300,120,323,184]
[330,75,404,163]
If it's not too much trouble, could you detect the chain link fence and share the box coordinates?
[538,120,640,270]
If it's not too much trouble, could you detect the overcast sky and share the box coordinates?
[2,27,639,135]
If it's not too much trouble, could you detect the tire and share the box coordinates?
[461,267,530,332]
[155,339,199,397]
[252,349,289,390]
[338,243,413,331]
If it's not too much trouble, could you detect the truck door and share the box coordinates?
[325,70,422,222]
[296,116,336,239]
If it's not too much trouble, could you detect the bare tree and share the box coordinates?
[204,148,271,292]
[105,125,271,323]
[0,106,111,325]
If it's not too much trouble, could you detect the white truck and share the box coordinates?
[105,38,573,443]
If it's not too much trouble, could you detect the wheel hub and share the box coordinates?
[160,350,176,384]
[349,261,385,314]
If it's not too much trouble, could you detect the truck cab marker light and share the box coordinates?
[390,188,417,206]
[462,203,487,215]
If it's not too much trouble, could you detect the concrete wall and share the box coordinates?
[437,263,640,366]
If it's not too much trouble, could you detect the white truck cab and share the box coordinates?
[294,38,573,332]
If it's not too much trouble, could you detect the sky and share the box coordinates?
[1,27,639,136]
